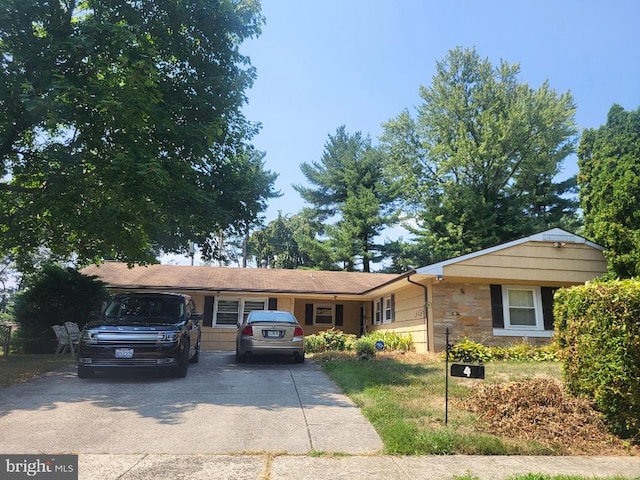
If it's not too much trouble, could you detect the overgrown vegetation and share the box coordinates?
[305,329,413,356]
[13,265,109,353]
[555,280,640,441]
[318,352,636,456]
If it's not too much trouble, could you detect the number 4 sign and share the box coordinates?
[450,363,485,379]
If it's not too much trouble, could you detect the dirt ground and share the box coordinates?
[462,377,639,455]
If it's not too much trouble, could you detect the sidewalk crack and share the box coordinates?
[290,369,314,451]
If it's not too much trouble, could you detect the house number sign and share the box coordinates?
[444,327,486,425]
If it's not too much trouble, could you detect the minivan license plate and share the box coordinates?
[115,348,134,359]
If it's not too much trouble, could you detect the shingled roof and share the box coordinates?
[81,262,401,295]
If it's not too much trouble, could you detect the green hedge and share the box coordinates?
[555,280,640,440]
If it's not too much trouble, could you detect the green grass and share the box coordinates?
[0,354,75,387]
[318,352,564,455]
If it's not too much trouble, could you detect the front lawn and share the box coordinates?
[316,352,636,456]
[0,354,75,387]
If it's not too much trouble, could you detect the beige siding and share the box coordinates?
[444,243,606,283]
[293,300,363,336]
[370,284,431,354]
[201,328,236,351]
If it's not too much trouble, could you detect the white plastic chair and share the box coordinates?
[64,322,81,355]
[52,325,71,355]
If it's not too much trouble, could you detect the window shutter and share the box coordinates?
[305,303,314,325]
[541,287,556,331]
[268,297,278,310]
[490,285,504,328]
[335,304,344,326]
[390,294,395,322]
[203,296,214,327]
[370,301,374,325]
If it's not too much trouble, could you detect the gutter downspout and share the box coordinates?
[407,273,430,353]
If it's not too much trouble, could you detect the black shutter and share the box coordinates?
[203,296,214,327]
[390,294,395,322]
[541,287,556,331]
[335,304,344,326]
[370,301,374,325]
[305,303,314,325]
[268,297,278,310]
[490,285,504,328]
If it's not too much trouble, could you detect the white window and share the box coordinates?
[314,304,334,325]
[213,297,267,326]
[383,296,393,324]
[374,296,394,325]
[374,301,381,325]
[495,286,549,337]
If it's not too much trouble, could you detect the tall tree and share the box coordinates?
[0,0,277,270]
[381,47,580,262]
[578,104,640,278]
[248,210,335,270]
[294,126,397,272]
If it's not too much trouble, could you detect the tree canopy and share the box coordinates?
[578,104,640,278]
[381,47,580,264]
[0,0,278,270]
[294,126,397,272]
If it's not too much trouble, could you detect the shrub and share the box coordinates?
[354,336,377,356]
[305,329,414,355]
[321,328,354,351]
[444,338,558,363]
[366,330,414,352]
[304,334,327,354]
[447,338,494,363]
[13,265,110,353]
[555,280,640,440]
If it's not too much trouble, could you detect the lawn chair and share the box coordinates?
[52,325,71,355]
[0,324,11,357]
[64,322,81,356]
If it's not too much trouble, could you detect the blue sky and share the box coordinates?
[240,0,640,224]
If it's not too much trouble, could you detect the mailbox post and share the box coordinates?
[444,328,485,425]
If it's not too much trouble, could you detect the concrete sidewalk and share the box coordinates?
[80,453,640,479]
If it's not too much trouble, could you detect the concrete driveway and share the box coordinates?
[0,352,382,455]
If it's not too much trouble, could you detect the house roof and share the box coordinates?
[416,228,604,277]
[81,262,400,295]
[82,229,603,295]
